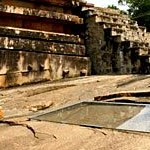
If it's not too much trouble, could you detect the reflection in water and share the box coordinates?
[33,102,149,132]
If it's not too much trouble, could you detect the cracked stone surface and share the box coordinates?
[1,75,150,149]
[1,120,150,150]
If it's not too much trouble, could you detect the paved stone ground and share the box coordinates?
[1,75,150,150]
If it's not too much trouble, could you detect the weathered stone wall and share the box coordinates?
[83,7,150,75]
[0,0,91,87]
[0,50,90,87]
[84,16,108,74]
[3,0,150,87]
[0,1,83,33]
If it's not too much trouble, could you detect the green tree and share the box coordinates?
[107,4,119,10]
[118,0,150,31]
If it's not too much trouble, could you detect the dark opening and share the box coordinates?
[27,65,33,72]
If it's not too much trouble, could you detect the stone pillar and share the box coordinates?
[84,14,105,74]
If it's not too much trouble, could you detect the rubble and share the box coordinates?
[26,101,53,112]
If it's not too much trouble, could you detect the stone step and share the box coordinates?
[83,7,129,22]
[0,4,83,24]
[0,36,86,56]
[0,26,83,44]
[109,27,149,43]
[98,21,126,30]
[139,47,150,56]
[120,41,150,56]
[96,17,141,32]
[114,34,148,44]
[95,7,124,15]
[96,15,126,25]
[130,41,150,49]
[96,13,132,25]
[94,7,129,19]
[120,31,149,43]
[22,0,72,7]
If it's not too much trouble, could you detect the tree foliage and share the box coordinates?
[118,0,150,31]
[107,5,119,10]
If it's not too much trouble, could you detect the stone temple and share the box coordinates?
[0,0,150,88]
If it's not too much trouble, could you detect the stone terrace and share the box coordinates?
[0,0,91,88]
[84,7,150,74]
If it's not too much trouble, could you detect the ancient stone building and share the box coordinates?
[0,0,91,87]
[84,7,150,75]
[1,0,150,88]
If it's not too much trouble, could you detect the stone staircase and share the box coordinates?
[84,7,150,74]
[96,7,150,56]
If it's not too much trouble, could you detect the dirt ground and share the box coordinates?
[1,75,150,150]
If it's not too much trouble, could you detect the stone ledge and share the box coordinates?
[0,52,90,87]
[0,37,86,55]
[25,0,71,7]
[107,27,150,44]
[0,4,83,24]
[20,0,83,7]
[0,26,83,44]
[94,7,128,17]
[0,50,90,74]
[139,48,150,56]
